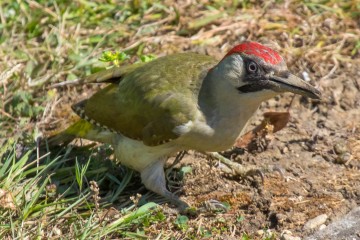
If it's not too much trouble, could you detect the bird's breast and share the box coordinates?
[176,109,255,152]
[112,134,179,171]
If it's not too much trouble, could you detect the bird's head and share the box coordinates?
[213,41,321,101]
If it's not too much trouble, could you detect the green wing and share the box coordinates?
[73,53,217,146]
[79,62,146,84]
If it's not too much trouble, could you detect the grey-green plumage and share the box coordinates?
[75,53,217,146]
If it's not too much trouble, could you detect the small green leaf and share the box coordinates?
[139,54,156,63]
[180,166,192,175]
[174,215,189,230]
[99,51,129,67]
[236,215,245,222]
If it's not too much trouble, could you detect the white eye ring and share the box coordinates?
[248,61,258,73]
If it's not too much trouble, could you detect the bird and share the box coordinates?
[47,41,321,211]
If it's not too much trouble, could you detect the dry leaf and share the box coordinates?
[263,112,290,133]
[0,189,16,210]
[235,111,290,149]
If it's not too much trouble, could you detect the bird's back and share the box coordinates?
[78,53,218,146]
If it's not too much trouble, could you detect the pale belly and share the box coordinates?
[111,108,254,170]
[175,115,252,152]
[112,134,179,171]
[176,126,244,152]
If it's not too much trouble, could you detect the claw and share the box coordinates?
[273,166,285,180]
[170,151,187,169]
[245,168,265,184]
[207,152,287,184]
[166,151,187,177]
[207,152,264,181]
[199,199,229,213]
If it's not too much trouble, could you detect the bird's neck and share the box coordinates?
[196,65,266,150]
[199,62,264,122]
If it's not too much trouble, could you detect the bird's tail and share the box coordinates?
[44,119,95,146]
[43,119,113,147]
[45,131,76,147]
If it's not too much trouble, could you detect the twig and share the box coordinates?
[49,78,83,88]
[0,64,22,84]
[287,94,296,112]
[0,109,16,120]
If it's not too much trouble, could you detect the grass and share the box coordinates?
[0,0,359,238]
[0,140,162,238]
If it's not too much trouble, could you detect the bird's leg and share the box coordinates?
[140,159,189,212]
[167,151,187,170]
[208,152,277,182]
[208,152,284,181]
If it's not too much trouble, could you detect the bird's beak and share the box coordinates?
[269,73,321,100]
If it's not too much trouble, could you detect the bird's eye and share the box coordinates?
[247,61,258,73]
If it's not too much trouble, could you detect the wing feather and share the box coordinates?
[73,53,217,146]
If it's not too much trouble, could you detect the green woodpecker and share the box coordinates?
[49,42,321,210]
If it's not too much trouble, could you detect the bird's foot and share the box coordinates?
[140,159,199,215]
[162,199,228,216]
[207,152,284,183]
[154,195,198,216]
[198,199,229,213]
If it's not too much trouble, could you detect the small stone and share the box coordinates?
[53,226,61,235]
[281,234,301,240]
[334,142,348,155]
[281,231,301,240]
[319,224,326,231]
[282,146,289,154]
[267,99,278,107]
[281,230,292,235]
[276,213,288,224]
[257,229,264,236]
[304,214,328,230]
[265,229,272,236]
[335,152,352,164]
[306,207,360,239]
[258,229,273,238]
[323,18,335,29]
[302,71,311,82]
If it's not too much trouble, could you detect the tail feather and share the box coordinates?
[47,132,76,146]
[43,119,114,147]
